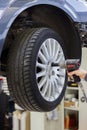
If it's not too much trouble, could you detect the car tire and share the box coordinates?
[7,28,67,111]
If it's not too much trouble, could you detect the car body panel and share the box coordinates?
[0,0,87,57]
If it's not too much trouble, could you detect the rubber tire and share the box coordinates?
[7,28,67,112]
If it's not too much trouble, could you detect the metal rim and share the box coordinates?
[36,38,66,102]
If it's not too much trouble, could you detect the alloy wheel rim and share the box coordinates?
[36,38,66,102]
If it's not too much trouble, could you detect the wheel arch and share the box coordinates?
[1,4,81,74]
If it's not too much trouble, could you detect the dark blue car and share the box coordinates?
[0,0,87,111]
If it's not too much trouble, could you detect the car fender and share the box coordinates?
[0,0,87,57]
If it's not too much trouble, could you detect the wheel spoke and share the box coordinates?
[51,80,56,98]
[52,39,56,57]
[57,69,65,77]
[56,52,64,63]
[41,41,49,59]
[46,81,51,98]
[54,79,60,93]
[36,62,46,69]
[54,44,60,61]
[36,71,46,78]
[38,51,47,63]
[55,75,63,86]
[38,77,47,89]
[46,39,52,56]
[42,80,49,96]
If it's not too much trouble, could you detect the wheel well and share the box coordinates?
[1,4,81,73]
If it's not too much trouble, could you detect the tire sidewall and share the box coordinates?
[29,28,67,111]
